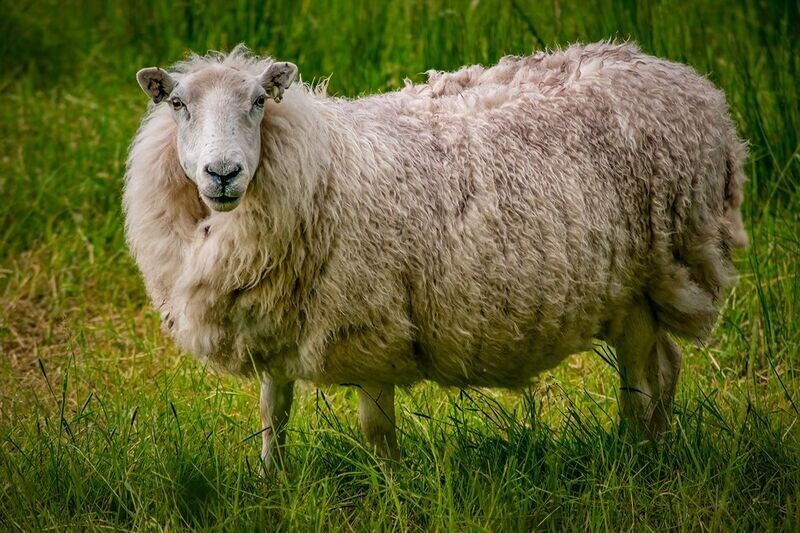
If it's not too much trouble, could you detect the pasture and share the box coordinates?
[1,0,798,530]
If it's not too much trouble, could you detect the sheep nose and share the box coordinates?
[204,162,242,186]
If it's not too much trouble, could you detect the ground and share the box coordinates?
[1,0,798,530]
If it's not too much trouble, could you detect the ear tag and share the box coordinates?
[270,85,282,103]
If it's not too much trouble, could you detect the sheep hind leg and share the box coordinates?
[357,384,400,460]
[611,300,682,438]
[259,373,295,475]
[647,334,682,434]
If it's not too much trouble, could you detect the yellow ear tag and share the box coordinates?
[270,85,282,103]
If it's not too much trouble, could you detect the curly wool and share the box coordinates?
[124,42,747,387]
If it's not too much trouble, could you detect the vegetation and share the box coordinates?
[1,0,797,529]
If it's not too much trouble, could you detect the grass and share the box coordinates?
[0,0,798,530]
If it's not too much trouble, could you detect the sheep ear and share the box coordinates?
[137,67,177,104]
[259,62,297,103]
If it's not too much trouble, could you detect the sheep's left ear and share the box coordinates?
[259,61,297,103]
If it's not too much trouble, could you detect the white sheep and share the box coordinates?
[125,43,747,469]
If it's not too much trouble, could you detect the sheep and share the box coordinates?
[124,42,747,469]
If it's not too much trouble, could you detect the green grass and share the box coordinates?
[1,0,798,530]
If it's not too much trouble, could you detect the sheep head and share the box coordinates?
[136,61,297,212]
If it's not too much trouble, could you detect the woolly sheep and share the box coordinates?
[125,43,747,469]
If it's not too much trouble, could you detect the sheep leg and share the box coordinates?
[613,300,681,438]
[259,373,294,475]
[647,335,682,434]
[357,384,399,459]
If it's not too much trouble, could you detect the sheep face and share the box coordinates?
[136,61,297,212]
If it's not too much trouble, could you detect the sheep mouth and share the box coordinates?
[202,194,242,212]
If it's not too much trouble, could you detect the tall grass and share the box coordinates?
[0,0,798,529]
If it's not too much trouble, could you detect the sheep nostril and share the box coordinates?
[224,165,243,181]
[205,163,243,185]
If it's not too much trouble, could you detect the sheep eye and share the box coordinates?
[171,97,184,110]
[254,94,266,107]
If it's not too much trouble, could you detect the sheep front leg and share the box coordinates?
[357,384,399,460]
[260,373,294,475]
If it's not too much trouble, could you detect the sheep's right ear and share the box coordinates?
[136,67,177,104]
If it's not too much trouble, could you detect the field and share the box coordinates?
[1,0,798,530]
